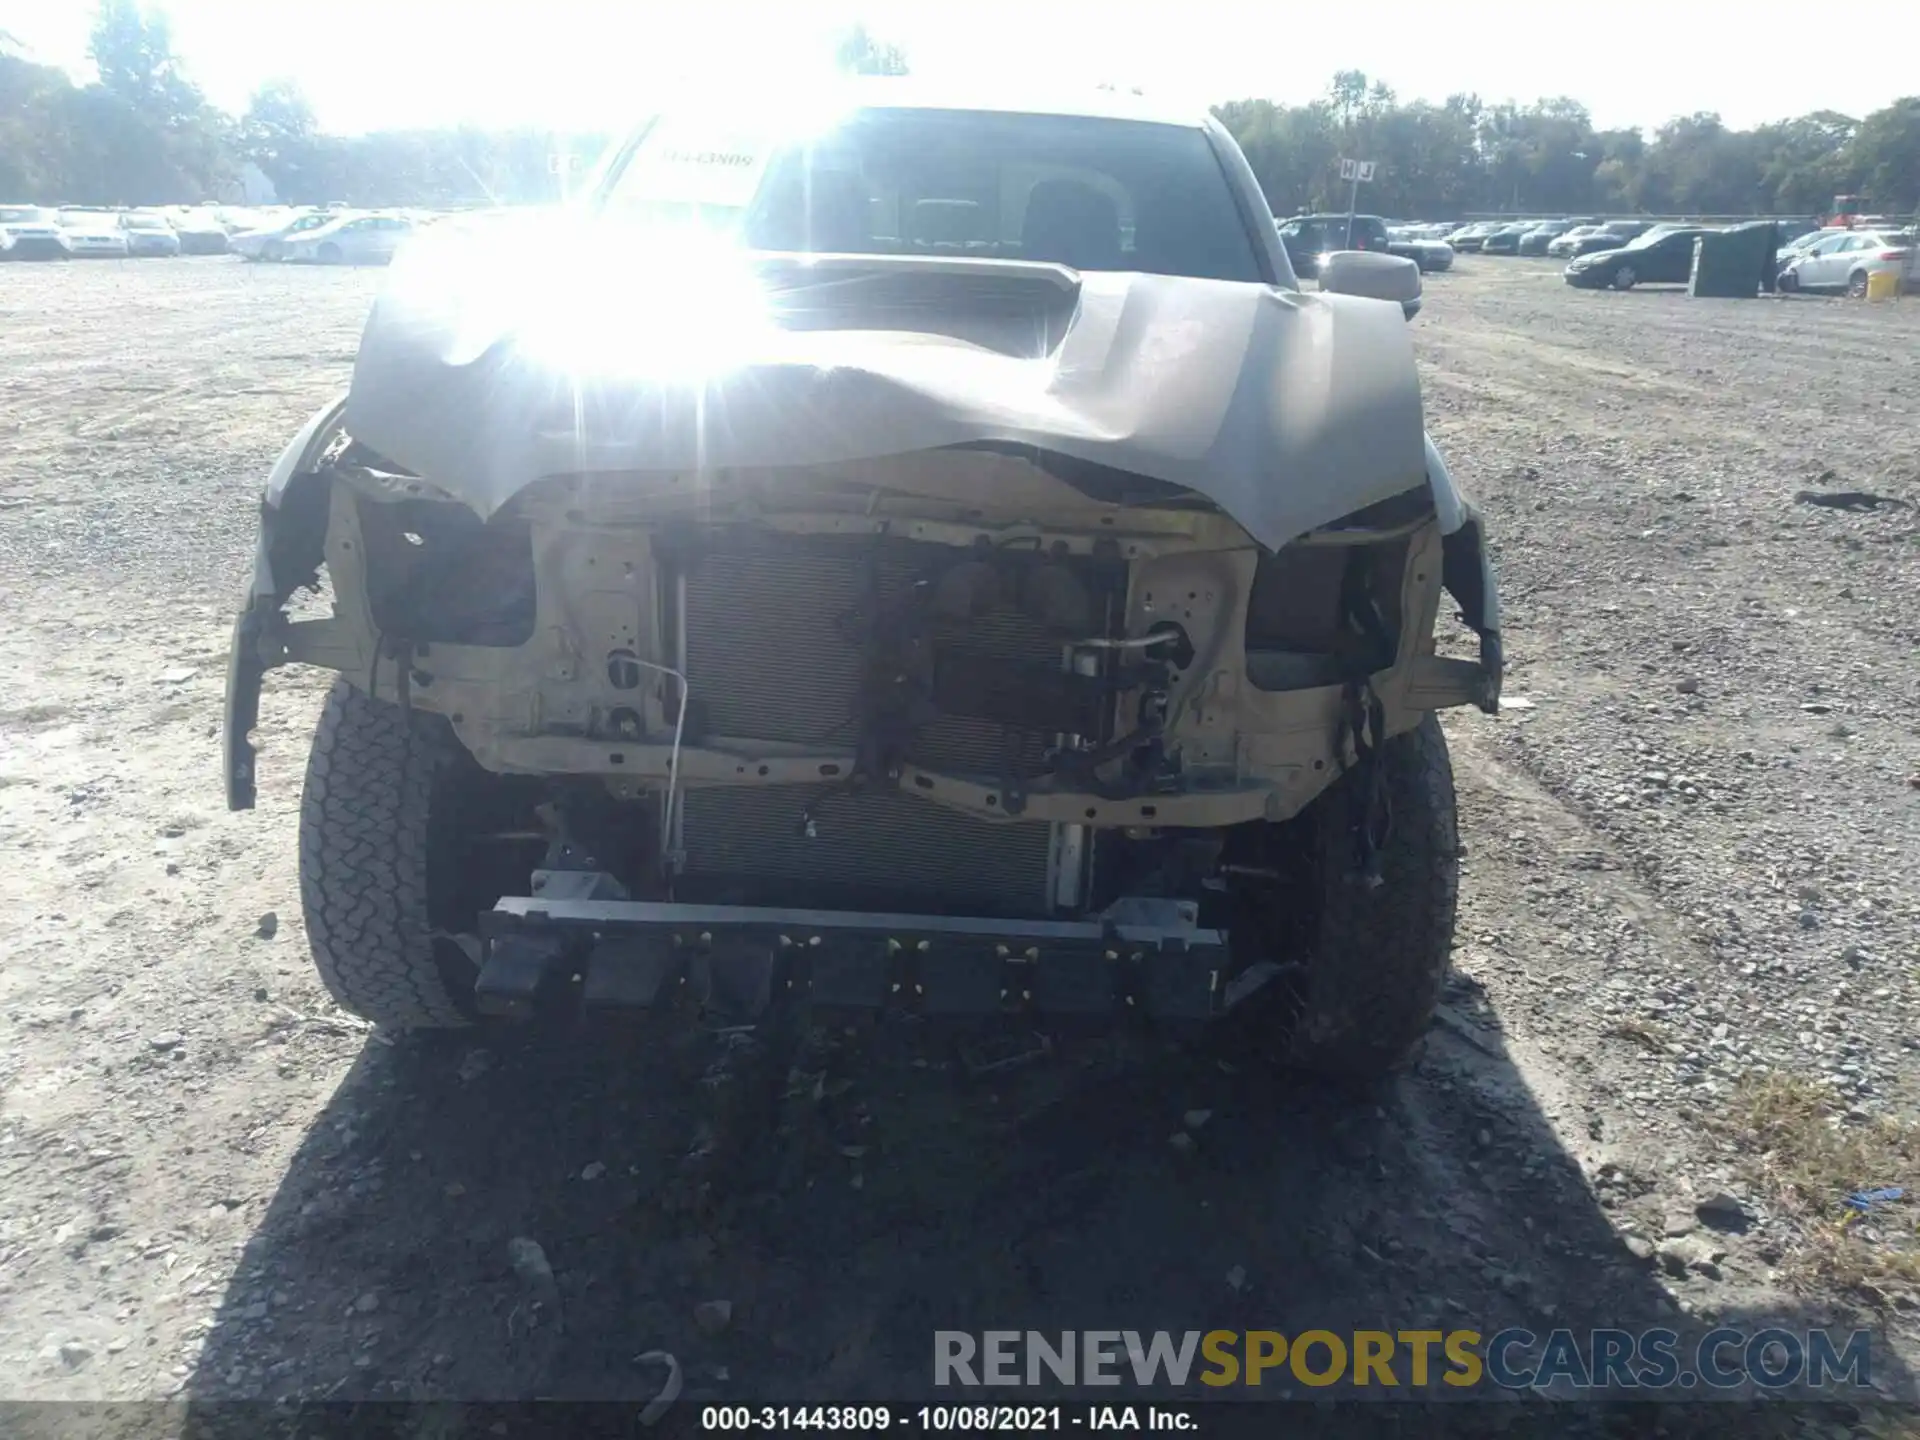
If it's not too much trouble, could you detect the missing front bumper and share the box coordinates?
[474,896,1236,1024]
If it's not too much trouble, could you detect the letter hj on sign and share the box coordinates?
[1340,159,1376,183]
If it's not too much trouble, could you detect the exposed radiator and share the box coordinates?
[679,787,1055,915]
[674,532,1094,917]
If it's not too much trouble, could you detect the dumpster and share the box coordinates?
[1689,222,1777,298]
[1689,234,1747,297]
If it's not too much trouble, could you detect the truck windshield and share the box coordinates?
[600,106,1265,283]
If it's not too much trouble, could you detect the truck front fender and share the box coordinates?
[1425,432,1503,713]
[225,395,349,810]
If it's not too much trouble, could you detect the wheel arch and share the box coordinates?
[225,396,348,811]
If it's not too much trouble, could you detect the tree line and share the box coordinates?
[4,6,1916,221]
[1219,72,1919,221]
[0,3,616,207]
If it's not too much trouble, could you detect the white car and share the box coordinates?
[275,212,418,265]
[58,211,131,258]
[232,210,343,260]
[0,204,71,260]
[120,210,182,257]
[1775,227,1848,266]
[171,208,232,254]
[1779,228,1916,295]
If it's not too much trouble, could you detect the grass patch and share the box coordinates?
[1714,1073,1919,1303]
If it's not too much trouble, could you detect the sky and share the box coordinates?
[5,0,1911,137]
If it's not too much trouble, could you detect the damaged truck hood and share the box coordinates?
[343,224,1428,550]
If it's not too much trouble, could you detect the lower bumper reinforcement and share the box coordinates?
[475,896,1236,1023]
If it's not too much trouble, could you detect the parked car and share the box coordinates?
[1776,226,1847,265]
[1478,224,1517,255]
[216,205,272,233]
[1564,226,1711,289]
[58,210,131,258]
[1476,222,1536,256]
[0,204,71,260]
[172,208,232,254]
[274,212,419,265]
[1276,213,1392,279]
[1387,227,1454,272]
[120,210,182,257]
[1446,222,1500,252]
[232,210,339,260]
[1778,229,1916,295]
[224,82,1504,1082]
[1566,221,1656,258]
[1520,219,1587,255]
[1546,225,1605,258]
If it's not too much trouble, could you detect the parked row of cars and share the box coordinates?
[0,202,432,264]
[1,204,241,258]
[1391,213,1915,294]
[1560,219,1915,293]
[1275,214,1457,277]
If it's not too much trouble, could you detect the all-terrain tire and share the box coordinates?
[299,679,476,1028]
[1285,713,1460,1077]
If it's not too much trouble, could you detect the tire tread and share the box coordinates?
[299,679,471,1028]
[1288,713,1460,1076]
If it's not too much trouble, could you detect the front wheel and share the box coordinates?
[1228,714,1460,1079]
[1611,265,1637,290]
[299,681,536,1028]
[1289,714,1459,1076]
[1778,268,1799,293]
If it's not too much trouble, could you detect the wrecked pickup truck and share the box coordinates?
[224,83,1502,1076]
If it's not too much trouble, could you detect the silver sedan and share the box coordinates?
[275,214,418,265]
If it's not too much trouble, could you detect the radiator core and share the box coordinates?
[673,532,1097,917]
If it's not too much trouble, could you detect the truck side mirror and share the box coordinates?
[1318,249,1423,320]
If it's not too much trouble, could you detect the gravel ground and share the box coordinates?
[0,254,1916,1432]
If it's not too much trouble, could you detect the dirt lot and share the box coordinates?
[1,255,1917,1428]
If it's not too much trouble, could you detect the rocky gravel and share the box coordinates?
[0,255,1915,1432]
[1422,260,1919,1128]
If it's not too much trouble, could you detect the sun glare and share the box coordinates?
[375,53,886,393]
[510,234,778,381]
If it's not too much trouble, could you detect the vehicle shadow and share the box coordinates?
[181,998,1909,1426]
